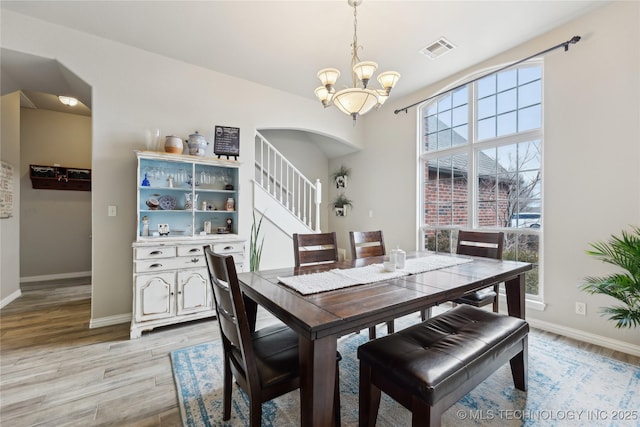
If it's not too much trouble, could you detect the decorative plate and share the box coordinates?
[159,195,177,210]
[145,198,160,210]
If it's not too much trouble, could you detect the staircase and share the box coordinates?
[254,131,322,236]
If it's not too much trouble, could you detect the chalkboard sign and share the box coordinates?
[214,126,240,160]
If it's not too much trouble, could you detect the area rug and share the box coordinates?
[170,315,640,426]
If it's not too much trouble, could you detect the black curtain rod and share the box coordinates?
[394,35,582,115]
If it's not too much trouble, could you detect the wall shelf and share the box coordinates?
[29,164,91,191]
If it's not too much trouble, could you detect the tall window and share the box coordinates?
[420,63,542,297]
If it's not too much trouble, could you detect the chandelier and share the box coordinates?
[315,0,400,123]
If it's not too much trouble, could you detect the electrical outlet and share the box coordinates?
[108,205,117,217]
[575,302,586,316]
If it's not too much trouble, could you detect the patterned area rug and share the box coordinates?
[170,315,639,426]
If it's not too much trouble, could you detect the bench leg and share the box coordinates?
[359,362,381,427]
[412,397,441,427]
[509,336,528,391]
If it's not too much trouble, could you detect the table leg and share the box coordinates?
[242,295,258,333]
[504,272,526,319]
[298,334,338,427]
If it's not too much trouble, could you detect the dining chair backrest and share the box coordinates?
[456,230,504,260]
[293,232,339,267]
[349,230,386,259]
[203,248,260,393]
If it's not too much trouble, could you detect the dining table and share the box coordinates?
[236,251,532,427]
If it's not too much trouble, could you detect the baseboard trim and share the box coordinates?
[0,289,22,309]
[21,271,92,283]
[527,318,640,357]
[89,312,131,329]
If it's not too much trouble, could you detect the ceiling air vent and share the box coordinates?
[420,37,456,60]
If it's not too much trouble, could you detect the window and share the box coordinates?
[420,63,542,297]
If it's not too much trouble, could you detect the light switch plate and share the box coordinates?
[108,205,117,216]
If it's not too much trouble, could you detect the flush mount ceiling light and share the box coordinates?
[315,0,400,123]
[58,96,78,107]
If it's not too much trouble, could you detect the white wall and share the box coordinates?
[20,108,92,279]
[1,9,363,324]
[0,92,21,307]
[331,1,640,349]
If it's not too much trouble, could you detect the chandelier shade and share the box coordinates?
[332,88,379,119]
[314,0,400,122]
[317,68,341,92]
[353,61,378,87]
[314,86,332,107]
[377,71,401,93]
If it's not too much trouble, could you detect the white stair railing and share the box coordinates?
[255,131,321,232]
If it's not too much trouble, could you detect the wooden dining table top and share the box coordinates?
[237,251,533,340]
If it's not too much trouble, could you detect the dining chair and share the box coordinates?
[204,248,342,426]
[349,230,393,340]
[293,232,339,267]
[420,230,505,321]
[453,230,504,311]
[349,230,386,260]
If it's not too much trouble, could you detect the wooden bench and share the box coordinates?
[357,304,529,427]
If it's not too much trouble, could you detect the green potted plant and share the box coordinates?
[330,164,351,188]
[331,193,353,217]
[249,210,265,272]
[581,225,640,328]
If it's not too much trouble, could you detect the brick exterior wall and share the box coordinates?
[424,169,510,227]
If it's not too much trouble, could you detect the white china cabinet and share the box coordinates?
[131,151,245,338]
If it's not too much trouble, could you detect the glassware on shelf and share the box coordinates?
[144,128,161,151]
[184,193,198,210]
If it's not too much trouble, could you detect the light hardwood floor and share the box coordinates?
[2,280,638,426]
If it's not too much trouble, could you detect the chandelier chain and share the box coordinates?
[350,3,361,87]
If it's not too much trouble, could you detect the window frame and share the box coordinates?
[418,60,544,304]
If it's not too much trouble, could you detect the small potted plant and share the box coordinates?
[581,225,640,328]
[331,164,351,188]
[331,193,353,217]
[249,210,265,272]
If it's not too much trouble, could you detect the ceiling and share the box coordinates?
[1,0,607,117]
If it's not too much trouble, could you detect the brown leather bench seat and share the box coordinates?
[358,304,529,426]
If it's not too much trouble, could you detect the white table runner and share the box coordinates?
[277,255,473,295]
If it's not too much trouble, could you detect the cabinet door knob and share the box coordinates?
[150,263,163,268]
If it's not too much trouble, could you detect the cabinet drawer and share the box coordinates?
[177,245,207,257]
[135,255,206,273]
[135,246,177,260]
[212,242,245,255]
